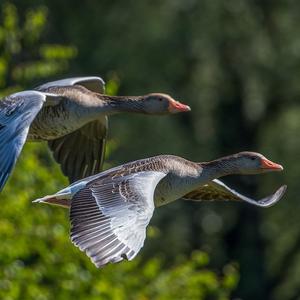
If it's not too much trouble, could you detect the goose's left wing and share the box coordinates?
[182,179,287,207]
[70,170,166,267]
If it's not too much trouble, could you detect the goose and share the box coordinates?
[34,152,286,268]
[0,76,190,191]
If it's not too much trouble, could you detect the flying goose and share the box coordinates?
[34,152,286,268]
[0,76,190,191]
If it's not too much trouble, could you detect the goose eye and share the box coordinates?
[250,157,256,161]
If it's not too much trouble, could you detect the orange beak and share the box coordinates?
[168,100,191,113]
[261,158,283,171]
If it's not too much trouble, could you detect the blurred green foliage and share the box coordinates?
[0,2,76,96]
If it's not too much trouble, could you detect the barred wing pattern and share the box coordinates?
[183,179,287,207]
[70,170,166,267]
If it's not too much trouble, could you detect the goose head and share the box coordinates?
[202,152,283,177]
[221,152,283,175]
[141,93,191,115]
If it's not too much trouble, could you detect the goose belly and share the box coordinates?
[27,105,87,141]
[154,175,200,207]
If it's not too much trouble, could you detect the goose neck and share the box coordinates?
[99,95,145,114]
[199,157,240,180]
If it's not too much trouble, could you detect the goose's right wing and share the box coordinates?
[182,179,287,207]
[70,169,166,267]
[0,91,60,191]
[36,76,105,93]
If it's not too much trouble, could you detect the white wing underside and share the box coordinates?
[70,170,166,267]
[0,91,61,191]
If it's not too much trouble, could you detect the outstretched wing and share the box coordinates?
[70,170,166,267]
[36,76,105,93]
[182,179,287,207]
[0,91,60,191]
[48,117,108,183]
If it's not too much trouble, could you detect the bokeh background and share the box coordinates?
[0,1,299,299]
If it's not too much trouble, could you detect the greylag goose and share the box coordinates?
[34,152,286,268]
[0,76,190,191]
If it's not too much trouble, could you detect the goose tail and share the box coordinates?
[33,191,72,208]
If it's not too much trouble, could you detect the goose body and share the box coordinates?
[28,85,106,140]
[0,76,190,190]
[34,152,286,268]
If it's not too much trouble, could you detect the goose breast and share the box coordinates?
[28,86,103,141]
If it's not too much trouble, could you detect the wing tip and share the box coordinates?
[0,172,9,193]
[91,249,137,268]
[280,184,288,192]
[275,184,287,200]
[71,235,135,268]
[10,90,46,101]
[257,184,287,208]
[86,76,105,85]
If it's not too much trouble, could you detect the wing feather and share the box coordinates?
[48,117,108,183]
[0,91,49,191]
[36,76,105,94]
[70,170,166,267]
[182,179,287,207]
